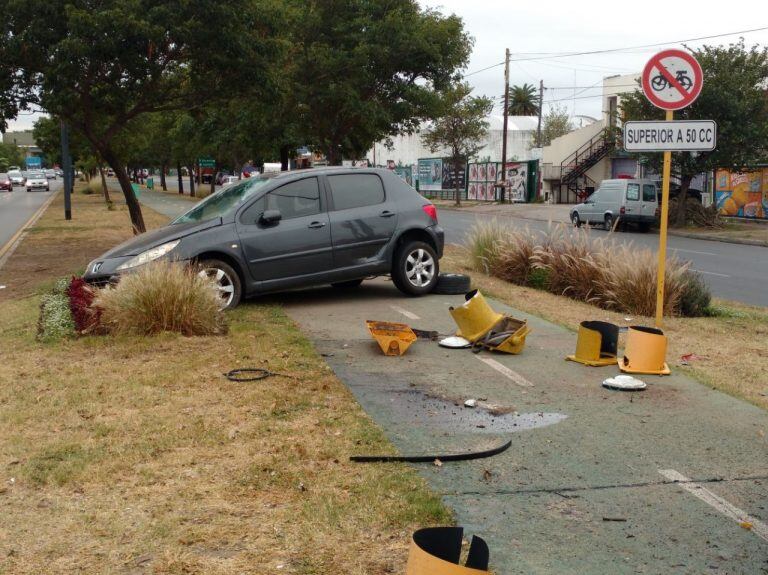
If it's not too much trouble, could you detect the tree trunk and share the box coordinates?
[674,175,693,227]
[160,162,167,191]
[453,158,462,207]
[188,164,196,197]
[195,160,200,185]
[280,145,290,171]
[177,162,184,194]
[98,165,111,204]
[100,148,146,234]
[209,160,216,197]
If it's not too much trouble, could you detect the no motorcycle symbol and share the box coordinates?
[641,49,703,111]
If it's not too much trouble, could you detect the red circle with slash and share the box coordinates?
[641,49,703,110]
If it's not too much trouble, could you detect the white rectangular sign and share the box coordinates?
[624,120,717,152]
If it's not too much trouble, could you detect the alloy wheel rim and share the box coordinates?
[198,267,235,308]
[405,248,435,287]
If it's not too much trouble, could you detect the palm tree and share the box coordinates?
[504,83,540,116]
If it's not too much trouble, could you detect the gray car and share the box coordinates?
[84,168,444,308]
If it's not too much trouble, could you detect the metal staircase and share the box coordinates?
[559,129,614,203]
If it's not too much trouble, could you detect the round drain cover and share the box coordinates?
[438,336,472,349]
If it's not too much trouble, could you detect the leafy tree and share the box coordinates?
[422,82,492,206]
[0,141,24,171]
[1,0,279,233]
[507,83,540,116]
[287,0,471,165]
[539,104,573,147]
[621,40,768,227]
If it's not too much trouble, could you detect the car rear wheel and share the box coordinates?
[197,259,242,310]
[604,214,615,231]
[571,212,582,228]
[392,241,439,296]
[331,279,364,289]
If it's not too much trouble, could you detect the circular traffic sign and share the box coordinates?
[641,49,703,110]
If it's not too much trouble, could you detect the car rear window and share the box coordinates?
[327,174,385,210]
[643,184,657,202]
[626,183,640,201]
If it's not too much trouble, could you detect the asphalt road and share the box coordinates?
[278,282,768,574]
[134,189,768,307]
[439,209,768,308]
[0,180,59,256]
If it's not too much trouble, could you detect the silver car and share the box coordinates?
[570,178,659,232]
[8,170,25,187]
[26,171,50,192]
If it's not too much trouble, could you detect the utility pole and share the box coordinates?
[499,48,510,203]
[60,120,72,220]
[536,79,544,148]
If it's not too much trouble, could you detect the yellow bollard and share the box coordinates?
[618,326,671,375]
[449,290,502,343]
[366,320,417,356]
[406,527,489,575]
[566,321,619,367]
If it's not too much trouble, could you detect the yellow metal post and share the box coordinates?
[655,109,674,328]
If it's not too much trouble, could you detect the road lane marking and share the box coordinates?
[691,269,730,278]
[389,305,420,320]
[659,469,768,542]
[475,356,534,387]
[672,248,718,256]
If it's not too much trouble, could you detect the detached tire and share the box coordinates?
[392,241,439,296]
[433,273,471,295]
[197,259,242,310]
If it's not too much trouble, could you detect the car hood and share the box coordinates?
[101,218,222,258]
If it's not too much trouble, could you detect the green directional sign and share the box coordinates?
[198,157,215,168]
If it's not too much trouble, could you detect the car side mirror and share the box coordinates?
[260,209,282,225]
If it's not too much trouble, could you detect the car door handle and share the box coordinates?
[307,221,326,229]
[379,210,395,218]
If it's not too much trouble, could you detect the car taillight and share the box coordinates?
[620,206,626,215]
[422,203,437,222]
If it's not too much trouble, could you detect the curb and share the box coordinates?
[437,206,768,248]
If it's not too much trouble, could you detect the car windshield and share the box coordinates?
[172,177,272,224]
[9,171,21,177]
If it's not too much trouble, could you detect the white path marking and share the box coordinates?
[691,269,731,278]
[475,355,534,387]
[389,305,420,320]
[672,248,718,256]
[659,469,768,542]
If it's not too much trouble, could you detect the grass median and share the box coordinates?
[441,244,768,411]
[0,191,450,574]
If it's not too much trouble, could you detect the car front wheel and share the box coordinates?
[197,259,242,310]
[392,241,439,296]
[571,212,582,228]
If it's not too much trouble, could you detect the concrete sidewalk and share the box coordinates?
[276,281,768,574]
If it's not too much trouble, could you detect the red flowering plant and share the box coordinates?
[65,276,101,334]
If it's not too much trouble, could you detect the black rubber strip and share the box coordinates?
[350,438,512,463]
[223,368,292,382]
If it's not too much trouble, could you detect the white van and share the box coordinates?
[570,178,659,232]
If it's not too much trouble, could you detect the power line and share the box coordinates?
[462,25,768,76]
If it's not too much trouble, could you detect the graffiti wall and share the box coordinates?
[715,168,768,220]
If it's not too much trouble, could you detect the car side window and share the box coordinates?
[241,177,320,223]
[327,174,385,211]
[643,184,657,202]
[626,183,640,201]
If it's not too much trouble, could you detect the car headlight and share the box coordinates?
[116,240,180,271]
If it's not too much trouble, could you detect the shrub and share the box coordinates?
[37,293,76,341]
[465,222,709,317]
[66,276,100,333]
[80,178,103,195]
[94,261,227,336]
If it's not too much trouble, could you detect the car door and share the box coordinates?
[325,172,397,270]
[624,182,642,218]
[641,183,658,218]
[235,176,333,284]
[583,190,599,222]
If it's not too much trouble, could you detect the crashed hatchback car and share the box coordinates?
[85,168,444,308]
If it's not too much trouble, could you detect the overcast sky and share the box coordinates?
[421,0,768,123]
[6,2,768,132]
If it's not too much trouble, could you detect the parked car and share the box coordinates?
[570,178,659,232]
[221,176,239,186]
[656,184,703,204]
[8,170,25,187]
[45,169,57,180]
[0,173,12,191]
[85,168,444,309]
[214,171,232,185]
[25,171,50,192]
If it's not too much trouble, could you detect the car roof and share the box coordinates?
[269,166,391,181]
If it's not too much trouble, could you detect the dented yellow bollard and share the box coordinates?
[366,320,417,356]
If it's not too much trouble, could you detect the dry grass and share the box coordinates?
[0,190,450,574]
[95,261,226,336]
[443,244,768,411]
[466,221,708,317]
